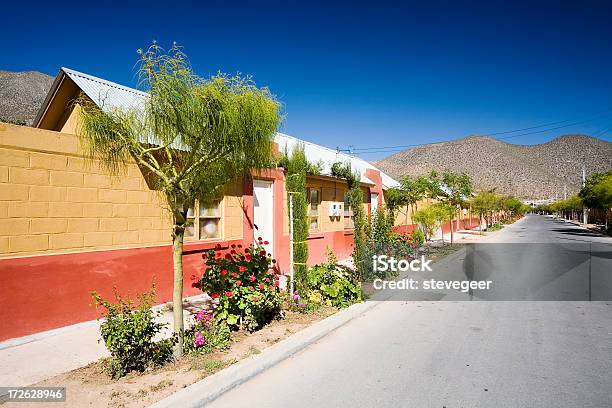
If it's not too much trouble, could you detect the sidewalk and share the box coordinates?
[0,295,208,388]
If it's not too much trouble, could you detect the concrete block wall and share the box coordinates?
[0,123,243,258]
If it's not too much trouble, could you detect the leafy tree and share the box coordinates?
[77,43,281,356]
[412,206,437,247]
[580,171,612,228]
[471,190,497,233]
[439,171,473,244]
[398,175,430,225]
[431,202,455,244]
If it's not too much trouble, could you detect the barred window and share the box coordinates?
[185,200,222,240]
[343,192,354,229]
[307,188,321,231]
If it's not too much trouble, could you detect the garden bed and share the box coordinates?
[12,307,337,408]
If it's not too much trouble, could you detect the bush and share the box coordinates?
[92,285,174,378]
[194,239,283,332]
[183,309,231,354]
[307,251,362,308]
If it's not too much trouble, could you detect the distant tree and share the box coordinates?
[77,43,281,356]
[412,206,437,247]
[471,190,497,234]
[431,202,455,244]
[440,171,473,244]
[580,171,612,229]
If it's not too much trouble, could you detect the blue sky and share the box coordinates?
[2,1,611,159]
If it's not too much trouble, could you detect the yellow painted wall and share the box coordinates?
[0,123,243,258]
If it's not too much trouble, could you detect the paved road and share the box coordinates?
[209,215,612,408]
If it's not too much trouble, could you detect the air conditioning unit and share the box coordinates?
[329,202,343,217]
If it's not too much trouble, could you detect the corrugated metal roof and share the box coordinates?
[275,133,399,189]
[59,67,400,189]
[62,67,147,113]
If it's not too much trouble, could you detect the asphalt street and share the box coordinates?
[208,215,612,408]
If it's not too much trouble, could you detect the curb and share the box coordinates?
[149,300,381,408]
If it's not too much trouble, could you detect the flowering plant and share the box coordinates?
[193,238,283,332]
[183,308,230,354]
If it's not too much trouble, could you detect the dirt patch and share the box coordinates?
[6,307,337,408]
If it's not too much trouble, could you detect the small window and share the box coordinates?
[308,188,320,231]
[185,200,222,240]
[343,192,354,229]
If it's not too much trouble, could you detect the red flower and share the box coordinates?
[245,248,250,253]
[190,274,196,280]
[257,236,262,241]
[231,244,236,249]
[231,272,238,278]
[230,249,236,254]
[272,259,277,264]
[258,283,265,290]
[225,291,233,298]
[237,244,242,248]
[211,292,219,299]
[245,254,251,261]
[260,250,266,256]
[274,275,279,280]
[224,253,231,260]
[274,281,279,287]
[249,275,256,282]
[215,244,222,249]
[264,240,269,245]
[220,269,228,277]
[239,265,247,272]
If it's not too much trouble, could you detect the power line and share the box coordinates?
[345,109,612,155]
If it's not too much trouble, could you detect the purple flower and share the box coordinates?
[194,331,206,347]
[292,294,300,300]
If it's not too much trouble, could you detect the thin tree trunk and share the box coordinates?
[172,226,185,357]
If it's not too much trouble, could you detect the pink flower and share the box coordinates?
[231,272,238,278]
[236,280,242,286]
[258,283,265,290]
[249,275,256,282]
[220,269,228,276]
[225,291,233,298]
[194,331,205,347]
[211,292,219,299]
[239,265,247,272]
[292,294,300,300]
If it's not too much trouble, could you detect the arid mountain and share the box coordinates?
[376,135,612,200]
[0,70,54,125]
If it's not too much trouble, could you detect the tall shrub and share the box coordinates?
[92,285,174,378]
[283,145,309,292]
[331,162,367,277]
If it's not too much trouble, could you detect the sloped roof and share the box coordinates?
[36,67,399,189]
[274,133,399,188]
[62,67,147,113]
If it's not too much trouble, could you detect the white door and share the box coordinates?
[371,193,379,216]
[253,180,274,257]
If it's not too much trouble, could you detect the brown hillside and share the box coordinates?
[376,135,612,200]
[0,70,54,125]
